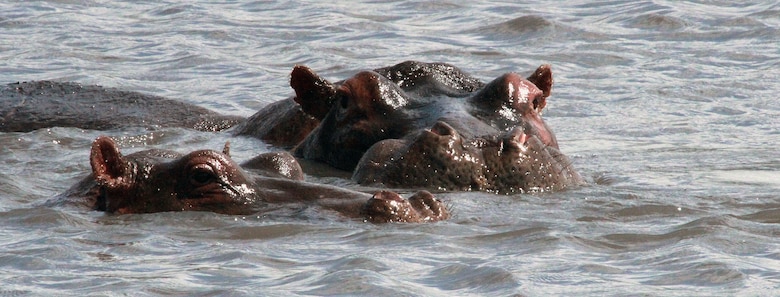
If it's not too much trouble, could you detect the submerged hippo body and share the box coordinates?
[0,81,243,132]
[57,136,449,223]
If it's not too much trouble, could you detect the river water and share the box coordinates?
[1,1,779,296]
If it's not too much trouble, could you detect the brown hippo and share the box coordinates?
[56,136,449,223]
[0,81,243,132]
[231,60,485,148]
[290,63,557,170]
[284,62,579,193]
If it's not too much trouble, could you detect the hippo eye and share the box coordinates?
[189,167,216,187]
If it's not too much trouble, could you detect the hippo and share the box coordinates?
[285,61,580,193]
[231,60,486,148]
[288,62,556,164]
[56,136,449,223]
[0,81,243,132]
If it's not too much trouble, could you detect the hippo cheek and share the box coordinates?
[521,112,559,149]
[177,185,256,214]
[486,132,564,194]
[101,185,183,215]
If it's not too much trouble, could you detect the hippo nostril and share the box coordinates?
[339,93,349,110]
[429,121,456,136]
[503,129,528,152]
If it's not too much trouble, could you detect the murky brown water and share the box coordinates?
[1,1,779,296]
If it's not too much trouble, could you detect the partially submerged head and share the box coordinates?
[468,65,558,148]
[293,70,416,171]
[89,136,259,214]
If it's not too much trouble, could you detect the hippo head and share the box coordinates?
[468,65,558,149]
[89,136,259,214]
[293,70,416,171]
[353,121,582,194]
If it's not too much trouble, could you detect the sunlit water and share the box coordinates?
[1,1,779,296]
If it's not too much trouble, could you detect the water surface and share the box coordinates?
[1,0,779,296]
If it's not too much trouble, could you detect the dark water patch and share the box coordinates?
[642,262,745,288]
[422,263,519,293]
[148,4,194,17]
[301,269,416,296]
[207,222,350,241]
[465,14,569,43]
[599,221,715,252]
[479,15,554,34]
[455,226,558,255]
[627,13,688,31]
[567,236,629,253]
[737,208,780,224]
[0,289,32,297]
[325,254,391,273]
[610,204,696,219]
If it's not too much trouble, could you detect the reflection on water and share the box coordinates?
[1,0,779,296]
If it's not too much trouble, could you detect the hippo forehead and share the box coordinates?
[341,71,410,111]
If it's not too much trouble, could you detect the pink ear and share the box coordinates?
[90,136,126,188]
[527,64,553,99]
[291,65,337,120]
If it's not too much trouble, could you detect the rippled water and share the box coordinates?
[1,0,779,296]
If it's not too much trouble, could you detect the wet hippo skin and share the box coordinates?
[353,122,582,194]
[0,81,243,132]
[56,136,449,223]
[231,60,486,148]
[289,61,492,170]
[286,61,581,193]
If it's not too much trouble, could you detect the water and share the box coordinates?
[1,0,779,295]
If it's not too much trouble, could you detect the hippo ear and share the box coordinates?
[90,136,128,188]
[222,141,231,157]
[526,64,553,99]
[291,65,337,120]
[343,71,411,114]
